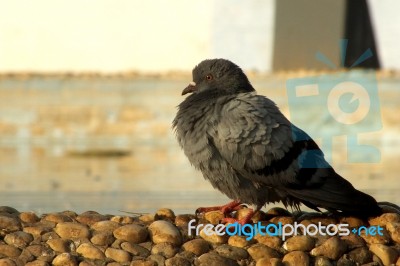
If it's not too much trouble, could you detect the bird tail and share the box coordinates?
[286,169,382,217]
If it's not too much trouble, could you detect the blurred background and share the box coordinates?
[0,0,399,215]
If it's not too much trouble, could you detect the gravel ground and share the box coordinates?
[0,206,400,266]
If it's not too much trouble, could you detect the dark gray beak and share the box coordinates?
[182,81,197,95]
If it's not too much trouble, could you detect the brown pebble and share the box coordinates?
[91,231,115,246]
[52,253,77,266]
[0,215,22,233]
[0,258,17,266]
[91,220,120,233]
[283,235,315,252]
[155,208,176,221]
[47,238,72,253]
[76,211,107,226]
[340,234,366,249]
[130,260,157,266]
[23,225,53,238]
[182,238,210,256]
[42,213,74,224]
[196,252,238,266]
[339,216,366,228]
[110,215,134,224]
[165,256,191,266]
[215,244,249,260]
[199,225,228,244]
[113,224,148,244]
[336,254,356,266]
[151,242,178,258]
[19,212,40,224]
[255,257,283,266]
[369,243,399,265]
[41,231,60,241]
[247,243,282,261]
[25,261,49,266]
[269,216,295,225]
[386,222,400,244]
[139,213,156,224]
[369,213,400,228]
[347,247,373,264]
[148,254,165,265]
[55,222,90,240]
[204,211,224,225]
[4,231,33,248]
[282,251,309,266]
[0,244,21,257]
[105,247,131,263]
[310,236,347,260]
[254,235,282,250]
[121,242,150,257]
[76,243,106,260]
[228,235,254,248]
[360,227,391,244]
[148,220,182,246]
[175,214,196,228]
[18,248,35,264]
[266,207,292,217]
[314,256,333,266]
[26,244,55,262]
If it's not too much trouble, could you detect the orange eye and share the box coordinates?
[206,74,213,80]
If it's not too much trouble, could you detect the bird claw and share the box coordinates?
[195,200,242,217]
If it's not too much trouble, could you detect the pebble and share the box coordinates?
[165,256,191,266]
[228,235,254,248]
[19,212,40,224]
[76,243,106,260]
[204,211,224,225]
[113,224,148,244]
[215,244,249,260]
[105,247,131,263]
[283,235,315,251]
[54,223,90,240]
[139,213,157,224]
[0,258,17,266]
[269,216,294,226]
[196,252,239,266]
[0,244,21,257]
[52,253,78,266]
[340,234,366,249]
[199,226,228,244]
[247,243,282,261]
[369,213,400,228]
[42,213,74,223]
[314,256,333,266]
[0,215,22,233]
[130,260,157,266]
[182,239,211,256]
[47,238,72,253]
[148,254,165,265]
[110,215,134,224]
[282,251,309,266]
[23,224,53,238]
[339,216,366,228]
[76,211,108,226]
[155,208,176,221]
[347,247,373,264]
[255,257,283,266]
[148,220,182,246]
[386,222,400,244]
[369,243,399,265]
[360,227,391,244]
[120,242,151,257]
[310,236,347,260]
[254,235,282,250]
[4,231,33,248]
[91,220,120,233]
[151,242,178,258]
[25,261,49,266]
[175,214,197,228]
[26,244,55,262]
[91,231,115,246]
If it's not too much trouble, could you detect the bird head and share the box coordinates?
[182,59,255,96]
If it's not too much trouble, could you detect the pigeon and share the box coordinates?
[173,58,385,223]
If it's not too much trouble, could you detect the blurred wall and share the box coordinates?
[0,0,399,72]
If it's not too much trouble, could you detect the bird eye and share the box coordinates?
[206,74,213,81]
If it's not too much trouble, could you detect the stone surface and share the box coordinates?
[113,224,148,244]
[196,252,239,266]
[76,243,106,260]
[310,236,347,260]
[247,243,282,261]
[283,235,315,252]
[148,220,182,246]
[54,223,90,240]
[182,239,211,256]
[282,251,309,266]
[369,243,399,266]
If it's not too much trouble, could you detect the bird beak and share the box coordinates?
[182,81,197,95]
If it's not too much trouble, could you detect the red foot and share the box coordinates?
[195,200,242,215]
[221,209,254,225]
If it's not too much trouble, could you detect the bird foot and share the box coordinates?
[195,200,242,216]
[221,208,254,225]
